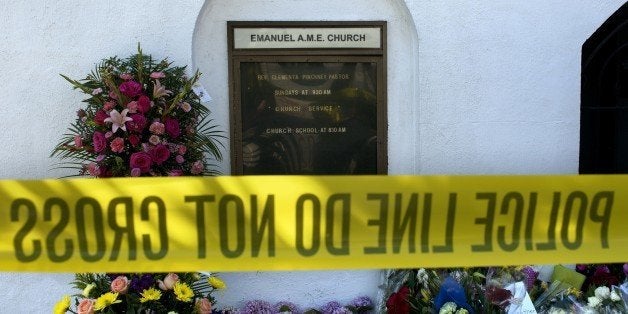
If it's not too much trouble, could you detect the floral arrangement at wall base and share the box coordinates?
[382,263,628,314]
[54,272,225,314]
[51,45,225,314]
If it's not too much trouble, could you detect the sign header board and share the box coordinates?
[233,27,382,49]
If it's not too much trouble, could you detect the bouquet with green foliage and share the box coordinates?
[54,272,226,313]
[51,45,222,177]
[51,46,226,314]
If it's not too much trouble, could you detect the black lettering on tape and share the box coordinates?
[44,197,72,262]
[11,198,41,262]
[296,194,321,257]
[140,196,168,260]
[219,195,245,258]
[107,197,136,261]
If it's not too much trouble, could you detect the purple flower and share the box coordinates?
[521,266,539,291]
[238,300,273,314]
[350,296,373,309]
[92,131,107,153]
[320,301,343,314]
[274,301,300,313]
[130,274,154,292]
[164,117,181,138]
[119,80,143,98]
[624,263,628,276]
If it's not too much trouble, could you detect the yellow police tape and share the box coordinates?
[0,175,626,272]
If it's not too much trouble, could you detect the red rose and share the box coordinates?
[386,286,410,314]
[119,80,143,98]
[127,114,147,133]
[149,144,171,165]
[164,117,181,138]
[130,152,153,173]
[94,110,109,126]
[137,95,151,113]
[92,131,107,153]
[128,134,140,146]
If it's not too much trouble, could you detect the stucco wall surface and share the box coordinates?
[0,0,626,312]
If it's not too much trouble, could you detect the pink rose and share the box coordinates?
[92,131,107,153]
[158,273,179,290]
[94,110,109,126]
[149,135,161,145]
[77,299,95,314]
[150,72,166,79]
[164,117,181,138]
[110,276,130,294]
[149,121,165,134]
[177,145,187,155]
[179,101,192,112]
[103,101,116,112]
[127,114,147,133]
[119,80,142,98]
[196,298,212,314]
[137,95,151,113]
[108,91,118,100]
[168,169,183,176]
[130,152,152,173]
[119,73,133,80]
[126,100,138,113]
[128,134,140,146]
[74,135,83,148]
[86,163,100,177]
[191,160,204,175]
[176,155,184,164]
[149,144,170,165]
[131,168,141,177]
[110,137,125,153]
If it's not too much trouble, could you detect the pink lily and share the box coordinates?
[104,109,133,133]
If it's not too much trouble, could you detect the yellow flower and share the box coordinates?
[209,276,226,290]
[173,281,194,302]
[94,292,121,311]
[53,295,71,314]
[82,283,96,297]
[140,287,162,303]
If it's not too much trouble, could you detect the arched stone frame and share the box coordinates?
[191,0,419,309]
[581,2,628,174]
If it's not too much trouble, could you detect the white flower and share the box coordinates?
[588,296,602,308]
[439,302,457,314]
[611,289,622,302]
[417,268,429,287]
[91,87,103,95]
[103,109,133,133]
[455,309,469,314]
[595,286,611,300]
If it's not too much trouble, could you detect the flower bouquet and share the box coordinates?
[51,45,225,313]
[382,263,628,314]
[51,44,222,177]
[54,272,226,314]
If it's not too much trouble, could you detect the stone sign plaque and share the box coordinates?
[228,22,387,174]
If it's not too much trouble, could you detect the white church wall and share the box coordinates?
[0,0,625,312]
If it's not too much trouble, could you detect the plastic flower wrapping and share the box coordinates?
[382,263,628,314]
[51,45,222,177]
